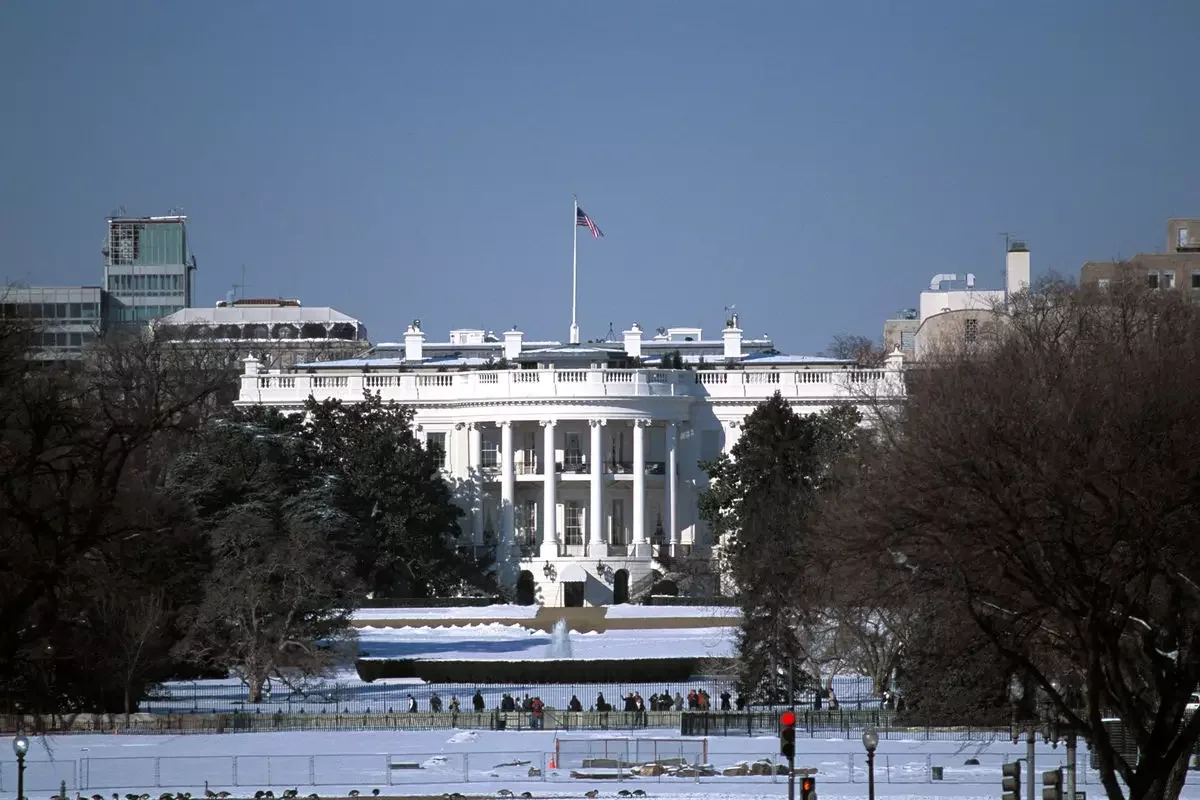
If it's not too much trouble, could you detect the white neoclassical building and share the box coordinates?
[235,316,903,606]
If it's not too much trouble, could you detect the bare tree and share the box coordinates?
[825,333,887,366]
[831,277,1200,800]
[0,321,233,712]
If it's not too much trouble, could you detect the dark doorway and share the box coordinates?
[613,569,630,605]
[517,571,536,605]
[563,581,585,607]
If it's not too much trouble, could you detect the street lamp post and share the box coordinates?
[13,729,29,800]
[862,727,879,800]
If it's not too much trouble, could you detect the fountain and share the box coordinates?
[546,618,574,659]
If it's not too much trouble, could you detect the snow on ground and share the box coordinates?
[353,606,540,622]
[604,606,741,620]
[0,728,1158,799]
[356,624,737,661]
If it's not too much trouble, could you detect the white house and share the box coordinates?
[235,315,903,607]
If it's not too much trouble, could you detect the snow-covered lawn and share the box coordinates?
[0,728,1149,799]
[146,625,877,713]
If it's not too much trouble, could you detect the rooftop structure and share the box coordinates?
[236,314,904,607]
[155,298,368,370]
[909,242,1031,359]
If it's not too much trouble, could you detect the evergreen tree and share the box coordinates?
[169,412,360,702]
[303,393,493,598]
[699,393,861,700]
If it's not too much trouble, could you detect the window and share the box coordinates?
[564,502,584,546]
[1148,272,1160,289]
[1181,228,1190,249]
[1163,271,1176,290]
[1097,278,1111,290]
[964,318,979,343]
[518,500,538,545]
[426,432,448,469]
[610,499,626,545]
[1192,272,1200,290]
[482,437,499,469]
[564,432,584,469]
[700,430,721,461]
[900,331,915,353]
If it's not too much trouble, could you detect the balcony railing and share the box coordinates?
[516,461,541,475]
[241,366,902,407]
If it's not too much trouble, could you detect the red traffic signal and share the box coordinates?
[800,776,817,800]
[781,711,797,727]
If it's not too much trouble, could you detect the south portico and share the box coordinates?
[423,408,692,607]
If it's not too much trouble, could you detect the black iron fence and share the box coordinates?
[1,709,1012,742]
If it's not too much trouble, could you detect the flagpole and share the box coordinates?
[570,194,580,344]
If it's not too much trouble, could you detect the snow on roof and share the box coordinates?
[157,306,363,325]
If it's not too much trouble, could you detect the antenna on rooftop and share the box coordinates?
[724,304,738,328]
[606,321,616,341]
[232,264,247,301]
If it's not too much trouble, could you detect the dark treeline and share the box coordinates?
[701,277,1200,800]
[0,318,495,720]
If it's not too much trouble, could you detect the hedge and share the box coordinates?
[355,657,739,684]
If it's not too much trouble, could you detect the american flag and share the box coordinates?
[577,206,604,238]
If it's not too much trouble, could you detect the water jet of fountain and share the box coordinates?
[546,618,573,659]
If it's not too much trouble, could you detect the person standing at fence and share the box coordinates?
[530,696,545,729]
[675,691,684,711]
[719,690,731,710]
[449,695,460,713]
[430,692,443,713]
[407,694,418,713]
[568,695,583,712]
[473,689,486,712]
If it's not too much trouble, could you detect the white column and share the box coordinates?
[500,421,515,562]
[541,420,558,558]
[667,420,678,555]
[589,419,607,557]
[468,423,483,546]
[632,419,647,557]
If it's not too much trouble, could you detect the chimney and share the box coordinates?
[404,319,425,361]
[1006,242,1031,298]
[723,318,743,360]
[623,323,643,359]
[503,327,523,360]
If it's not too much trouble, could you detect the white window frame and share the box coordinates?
[564,502,584,546]
[426,431,448,470]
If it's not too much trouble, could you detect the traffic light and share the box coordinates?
[1042,768,1063,800]
[1002,761,1022,800]
[780,711,797,760]
[800,776,816,800]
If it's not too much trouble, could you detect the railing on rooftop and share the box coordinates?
[242,366,901,406]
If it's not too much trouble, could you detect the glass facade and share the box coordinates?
[0,287,105,359]
[103,217,192,322]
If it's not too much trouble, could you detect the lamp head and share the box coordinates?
[862,727,879,752]
[13,731,28,757]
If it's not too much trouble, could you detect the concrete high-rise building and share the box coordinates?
[102,214,196,323]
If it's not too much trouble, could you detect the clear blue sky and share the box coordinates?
[3,1,1198,353]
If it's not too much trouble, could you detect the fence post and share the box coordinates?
[232,755,238,787]
[155,757,161,788]
[309,755,315,786]
[386,754,392,786]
